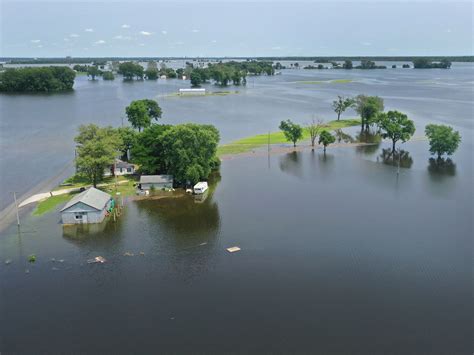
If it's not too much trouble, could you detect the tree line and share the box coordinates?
[74,99,220,187]
[278,94,461,159]
[0,66,76,92]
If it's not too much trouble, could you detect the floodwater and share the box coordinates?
[0,63,473,353]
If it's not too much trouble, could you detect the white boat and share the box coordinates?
[193,182,208,194]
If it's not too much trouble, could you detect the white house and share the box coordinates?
[60,187,113,224]
[104,159,135,177]
[139,175,174,190]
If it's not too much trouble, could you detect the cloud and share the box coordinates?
[175,41,184,45]
[37,45,43,48]
[84,28,94,32]
[114,35,132,40]
[30,39,41,43]
[161,30,168,35]
[446,28,452,33]
[271,46,282,50]
[191,29,199,33]
[211,39,217,43]
[138,43,145,46]
[94,40,106,45]
[121,24,130,28]
[70,33,80,38]
[63,38,70,42]
[361,41,372,46]
[140,31,152,36]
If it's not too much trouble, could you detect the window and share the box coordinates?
[119,168,123,173]
[75,213,84,220]
[127,167,132,172]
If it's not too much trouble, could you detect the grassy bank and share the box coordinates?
[217,119,360,156]
[33,193,77,216]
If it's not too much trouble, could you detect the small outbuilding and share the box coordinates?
[139,175,174,190]
[104,159,135,177]
[60,187,113,224]
[179,88,206,95]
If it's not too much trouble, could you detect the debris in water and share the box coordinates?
[226,246,241,253]
[139,252,145,256]
[52,267,59,271]
[50,258,56,262]
[25,269,30,274]
[4,259,12,265]
[199,242,207,246]
[87,256,107,264]
[58,259,65,263]
[28,254,36,263]
[123,252,134,257]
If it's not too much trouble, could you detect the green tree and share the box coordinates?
[279,120,303,147]
[145,68,159,80]
[131,124,171,174]
[343,60,353,69]
[74,124,122,187]
[377,111,415,152]
[424,124,461,159]
[161,124,220,184]
[118,62,144,80]
[117,127,137,160]
[355,95,384,131]
[87,66,101,80]
[190,71,202,87]
[102,71,115,80]
[332,95,355,121]
[318,130,336,153]
[125,99,162,132]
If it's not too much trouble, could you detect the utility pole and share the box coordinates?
[13,192,20,226]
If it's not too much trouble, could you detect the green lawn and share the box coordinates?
[217,119,360,156]
[33,193,76,216]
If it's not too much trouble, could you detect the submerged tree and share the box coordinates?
[125,99,162,132]
[306,119,324,149]
[318,130,336,153]
[279,120,303,147]
[332,96,355,121]
[377,110,415,152]
[425,124,461,159]
[87,66,101,80]
[355,95,384,131]
[74,124,122,187]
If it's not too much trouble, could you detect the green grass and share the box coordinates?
[296,79,353,84]
[33,193,76,216]
[217,119,360,156]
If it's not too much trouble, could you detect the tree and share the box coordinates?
[0,66,75,93]
[125,99,162,132]
[190,71,202,87]
[87,66,101,80]
[74,124,122,187]
[355,95,384,131]
[279,120,303,147]
[306,119,324,149]
[425,124,461,159]
[343,60,353,69]
[102,71,115,80]
[161,124,220,184]
[117,127,137,161]
[377,111,415,152]
[332,95,355,121]
[131,124,171,174]
[145,68,159,80]
[318,131,335,153]
[118,62,144,80]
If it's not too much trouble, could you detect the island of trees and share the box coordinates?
[0,66,76,92]
[74,99,220,187]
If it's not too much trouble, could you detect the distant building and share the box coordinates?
[60,187,113,224]
[104,159,135,176]
[139,175,174,190]
[179,88,206,95]
[193,181,208,194]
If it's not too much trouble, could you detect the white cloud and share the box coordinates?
[37,45,43,48]
[84,28,94,32]
[271,46,282,50]
[140,31,152,36]
[175,41,184,45]
[446,28,452,33]
[114,35,132,40]
[30,39,41,43]
[191,29,199,33]
[121,24,131,28]
[94,40,106,45]
[138,43,145,46]
[161,30,168,35]
[70,33,80,38]
[63,38,70,42]
[361,41,372,46]
[211,39,217,43]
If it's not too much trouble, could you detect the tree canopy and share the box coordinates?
[425,124,461,159]
[355,95,384,131]
[87,66,101,80]
[125,99,162,132]
[118,62,144,80]
[318,130,336,152]
[279,120,303,147]
[332,96,355,121]
[0,66,75,92]
[377,110,415,152]
[74,124,122,187]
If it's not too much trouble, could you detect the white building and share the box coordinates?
[179,88,206,95]
[139,175,174,190]
[104,159,135,177]
[193,182,208,194]
[60,187,112,224]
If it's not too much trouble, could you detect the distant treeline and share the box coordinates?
[2,56,473,64]
[0,66,76,92]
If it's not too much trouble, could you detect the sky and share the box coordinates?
[1,1,473,57]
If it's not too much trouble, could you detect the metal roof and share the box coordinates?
[115,160,134,169]
[60,187,111,212]
[139,175,173,184]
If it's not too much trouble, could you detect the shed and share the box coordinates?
[60,187,112,224]
[139,175,173,190]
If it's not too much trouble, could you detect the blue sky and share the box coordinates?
[1,1,472,57]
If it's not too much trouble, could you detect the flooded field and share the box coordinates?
[0,63,473,353]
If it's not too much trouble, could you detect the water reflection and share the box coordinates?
[62,218,125,248]
[355,130,382,156]
[427,158,457,177]
[379,148,414,169]
[334,129,355,144]
[279,151,303,178]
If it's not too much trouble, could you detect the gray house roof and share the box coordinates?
[115,159,134,169]
[60,187,111,212]
[139,175,173,184]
